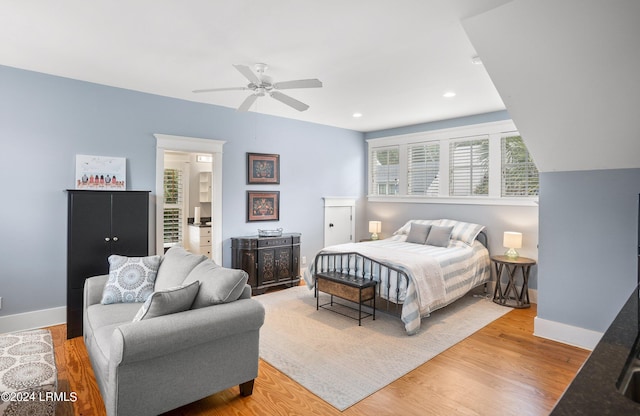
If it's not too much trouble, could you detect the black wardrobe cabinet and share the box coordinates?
[66,190,150,339]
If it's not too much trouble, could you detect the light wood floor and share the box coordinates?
[49,304,589,416]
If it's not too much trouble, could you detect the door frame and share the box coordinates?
[155,134,225,264]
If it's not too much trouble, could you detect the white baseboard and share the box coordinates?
[534,316,603,350]
[0,307,66,334]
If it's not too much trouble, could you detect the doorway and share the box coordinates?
[323,197,356,247]
[155,134,225,264]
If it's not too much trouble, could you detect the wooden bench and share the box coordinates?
[315,271,377,326]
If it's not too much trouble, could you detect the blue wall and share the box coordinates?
[0,65,365,318]
[538,169,640,332]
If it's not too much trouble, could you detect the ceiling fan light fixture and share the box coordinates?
[471,55,483,65]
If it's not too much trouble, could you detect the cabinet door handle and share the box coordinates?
[113,236,119,242]
[104,237,110,242]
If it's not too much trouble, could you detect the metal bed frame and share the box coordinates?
[312,231,489,318]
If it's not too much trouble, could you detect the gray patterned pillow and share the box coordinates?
[132,280,200,321]
[101,255,161,304]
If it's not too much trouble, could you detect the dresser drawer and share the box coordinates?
[199,227,211,237]
[258,237,291,248]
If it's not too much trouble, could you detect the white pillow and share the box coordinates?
[132,280,200,321]
[101,255,161,304]
[393,219,441,236]
[439,219,485,246]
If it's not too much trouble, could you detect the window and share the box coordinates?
[163,168,184,247]
[366,120,539,205]
[370,146,399,195]
[407,142,440,196]
[501,135,539,197]
[449,137,489,196]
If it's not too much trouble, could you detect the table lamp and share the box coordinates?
[369,221,382,240]
[503,231,522,258]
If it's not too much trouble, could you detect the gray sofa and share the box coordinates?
[83,246,265,416]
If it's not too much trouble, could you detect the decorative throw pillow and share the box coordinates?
[425,225,454,247]
[406,223,432,244]
[154,246,207,290]
[132,280,200,322]
[101,255,161,304]
[439,219,486,246]
[183,259,249,308]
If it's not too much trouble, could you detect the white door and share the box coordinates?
[324,206,353,247]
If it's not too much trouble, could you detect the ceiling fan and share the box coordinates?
[193,63,322,112]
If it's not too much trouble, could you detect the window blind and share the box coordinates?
[501,135,539,197]
[163,168,183,245]
[407,142,439,196]
[449,138,489,196]
[370,146,399,195]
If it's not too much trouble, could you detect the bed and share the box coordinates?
[304,219,491,334]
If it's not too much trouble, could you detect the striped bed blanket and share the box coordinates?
[305,235,491,334]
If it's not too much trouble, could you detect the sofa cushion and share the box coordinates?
[87,303,142,331]
[101,255,161,304]
[183,260,248,308]
[154,246,207,290]
[132,280,200,321]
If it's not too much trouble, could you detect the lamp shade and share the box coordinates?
[503,231,522,249]
[369,221,382,233]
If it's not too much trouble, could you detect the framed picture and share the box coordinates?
[247,152,280,184]
[75,154,126,190]
[247,191,280,222]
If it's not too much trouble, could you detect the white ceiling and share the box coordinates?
[463,0,640,172]
[0,0,512,132]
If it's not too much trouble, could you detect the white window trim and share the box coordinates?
[366,120,539,207]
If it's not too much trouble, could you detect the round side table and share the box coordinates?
[491,255,536,308]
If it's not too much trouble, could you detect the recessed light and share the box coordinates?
[443,92,456,98]
[352,112,363,118]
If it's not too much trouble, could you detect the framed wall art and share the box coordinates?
[247,152,280,184]
[247,190,280,222]
[75,154,126,190]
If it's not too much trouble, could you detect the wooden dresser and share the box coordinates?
[231,233,301,295]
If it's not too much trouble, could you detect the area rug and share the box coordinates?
[256,286,510,411]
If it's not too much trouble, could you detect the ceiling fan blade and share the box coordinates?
[238,94,259,112]
[270,91,310,112]
[273,79,323,90]
[192,87,248,93]
[233,64,261,85]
